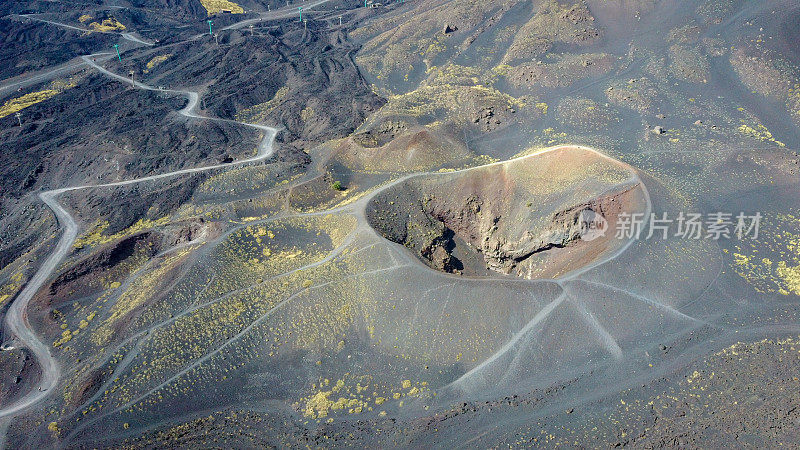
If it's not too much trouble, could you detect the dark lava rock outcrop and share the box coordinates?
[0,347,41,407]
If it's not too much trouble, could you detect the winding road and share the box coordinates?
[16,15,155,46]
[0,0,338,424]
[0,58,278,421]
[0,0,672,444]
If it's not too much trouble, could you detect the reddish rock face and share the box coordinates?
[367,146,648,279]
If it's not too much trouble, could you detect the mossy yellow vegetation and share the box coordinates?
[55,309,99,347]
[92,248,192,346]
[78,14,93,23]
[0,76,79,119]
[0,271,25,308]
[73,216,171,250]
[737,122,785,147]
[377,63,525,121]
[299,376,427,419]
[300,106,315,121]
[197,164,298,198]
[383,83,524,120]
[732,213,800,296]
[236,86,288,123]
[145,54,172,71]
[78,222,361,412]
[535,102,548,114]
[89,17,126,32]
[333,124,476,174]
[424,63,484,87]
[301,378,369,419]
[199,0,244,15]
[0,89,59,118]
[199,214,356,300]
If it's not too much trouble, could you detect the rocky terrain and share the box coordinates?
[367,146,647,278]
[0,0,800,448]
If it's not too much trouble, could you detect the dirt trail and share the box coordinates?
[0,3,341,420]
[0,53,278,421]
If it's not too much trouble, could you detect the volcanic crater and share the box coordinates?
[366,146,650,279]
